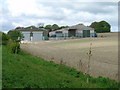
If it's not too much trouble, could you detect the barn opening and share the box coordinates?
[68,29,76,37]
[83,30,90,37]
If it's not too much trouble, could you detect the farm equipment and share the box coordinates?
[92,33,97,37]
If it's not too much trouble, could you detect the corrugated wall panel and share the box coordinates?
[22,31,30,41]
[21,31,43,41]
[32,32,43,41]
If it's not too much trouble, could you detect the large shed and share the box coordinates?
[17,26,48,41]
[49,23,94,38]
[69,23,94,37]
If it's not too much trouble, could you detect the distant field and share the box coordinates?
[21,33,118,81]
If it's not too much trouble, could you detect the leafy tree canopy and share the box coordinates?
[7,30,24,42]
[90,20,111,33]
[52,24,59,31]
[59,26,69,29]
[44,25,52,31]
[44,24,69,31]
[0,31,9,45]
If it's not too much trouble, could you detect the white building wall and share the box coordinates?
[62,30,68,37]
[21,31,30,41]
[21,31,43,41]
[32,31,43,41]
[90,30,94,33]
[76,30,83,37]
[90,29,95,37]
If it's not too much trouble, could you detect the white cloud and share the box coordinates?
[36,0,119,2]
[7,0,45,17]
[1,0,118,32]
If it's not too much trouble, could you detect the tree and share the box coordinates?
[99,21,111,33]
[7,30,24,42]
[90,21,111,33]
[39,26,44,28]
[7,30,23,54]
[44,25,52,31]
[0,31,9,45]
[52,24,59,31]
[44,25,52,37]
[15,27,24,30]
[44,24,60,31]
[59,26,69,29]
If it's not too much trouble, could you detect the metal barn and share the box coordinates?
[16,26,48,41]
[49,23,94,38]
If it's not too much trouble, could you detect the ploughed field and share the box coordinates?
[21,33,118,81]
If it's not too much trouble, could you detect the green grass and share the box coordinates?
[0,45,2,89]
[2,46,120,88]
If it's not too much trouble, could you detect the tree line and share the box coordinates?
[40,24,69,32]
[41,20,111,33]
[9,20,111,34]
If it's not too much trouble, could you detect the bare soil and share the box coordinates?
[21,33,118,81]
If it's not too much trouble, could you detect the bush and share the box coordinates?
[1,32,9,45]
[8,30,24,42]
[9,42,20,54]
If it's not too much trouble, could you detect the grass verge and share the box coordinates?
[2,46,120,88]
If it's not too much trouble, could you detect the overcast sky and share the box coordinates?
[1,0,118,33]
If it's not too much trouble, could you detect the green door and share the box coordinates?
[83,30,90,37]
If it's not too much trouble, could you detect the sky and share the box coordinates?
[1,0,119,33]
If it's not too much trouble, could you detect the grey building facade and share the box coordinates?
[21,31,43,41]
[16,26,48,42]
[49,23,94,38]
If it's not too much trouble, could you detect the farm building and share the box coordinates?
[16,26,48,42]
[49,23,94,38]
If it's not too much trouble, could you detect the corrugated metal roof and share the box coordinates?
[16,26,44,31]
[18,28,43,31]
[49,24,94,35]
[69,24,94,30]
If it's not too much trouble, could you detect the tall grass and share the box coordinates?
[2,46,120,88]
[86,43,92,83]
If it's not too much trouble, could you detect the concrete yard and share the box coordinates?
[21,33,118,81]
